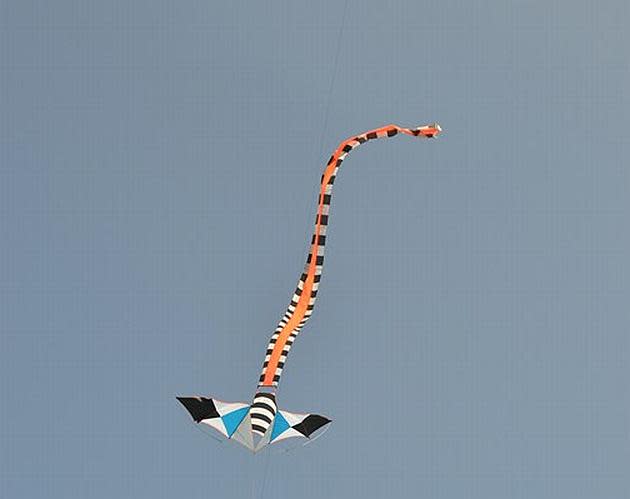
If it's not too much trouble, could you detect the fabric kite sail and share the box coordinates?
[177,123,442,452]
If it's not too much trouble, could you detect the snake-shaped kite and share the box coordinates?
[178,123,442,452]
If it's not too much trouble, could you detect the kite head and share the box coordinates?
[413,123,442,138]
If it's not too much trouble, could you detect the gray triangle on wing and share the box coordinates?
[231,412,254,451]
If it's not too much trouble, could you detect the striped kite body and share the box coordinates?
[258,123,441,388]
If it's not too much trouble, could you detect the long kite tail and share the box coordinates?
[257,123,442,389]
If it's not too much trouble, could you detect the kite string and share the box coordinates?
[190,420,225,445]
[253,10,348,497]
[257,449,272,499]
[316,0,350,159]
[272,0,350,395]
[302,424,331,447]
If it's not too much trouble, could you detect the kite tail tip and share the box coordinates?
[412,122,442,138]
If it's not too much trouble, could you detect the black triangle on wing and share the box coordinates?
[292,414,331,438]
[176,397,219,423]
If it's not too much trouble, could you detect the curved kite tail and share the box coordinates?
[257,123,442,389]
[381,122,442,139]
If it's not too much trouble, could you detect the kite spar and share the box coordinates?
[177,123,442,452]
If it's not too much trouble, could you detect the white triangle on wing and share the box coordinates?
[200,417,228,437]
[280,410,308,427]
[271,428,304,443]
[213,400,250,417]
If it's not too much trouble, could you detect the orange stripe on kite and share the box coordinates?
[260,123,441,387]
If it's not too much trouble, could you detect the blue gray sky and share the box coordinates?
[1,1,629,498]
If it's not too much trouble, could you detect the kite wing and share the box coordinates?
[177,395,331,452]
[176,396,255,450]
[253,406,332,452]
[269,410,331,444]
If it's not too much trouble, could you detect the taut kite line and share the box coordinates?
[177,123,442,452]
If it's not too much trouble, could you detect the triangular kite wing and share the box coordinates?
[269,410,331,444]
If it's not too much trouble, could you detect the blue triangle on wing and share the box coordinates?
[271,411,290,442]
[222,407,250,437]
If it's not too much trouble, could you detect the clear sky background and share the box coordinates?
[1,1,629,498]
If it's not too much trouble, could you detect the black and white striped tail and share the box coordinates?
[250,391,277,437]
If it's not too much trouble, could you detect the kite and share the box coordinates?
[177,123,442,452]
